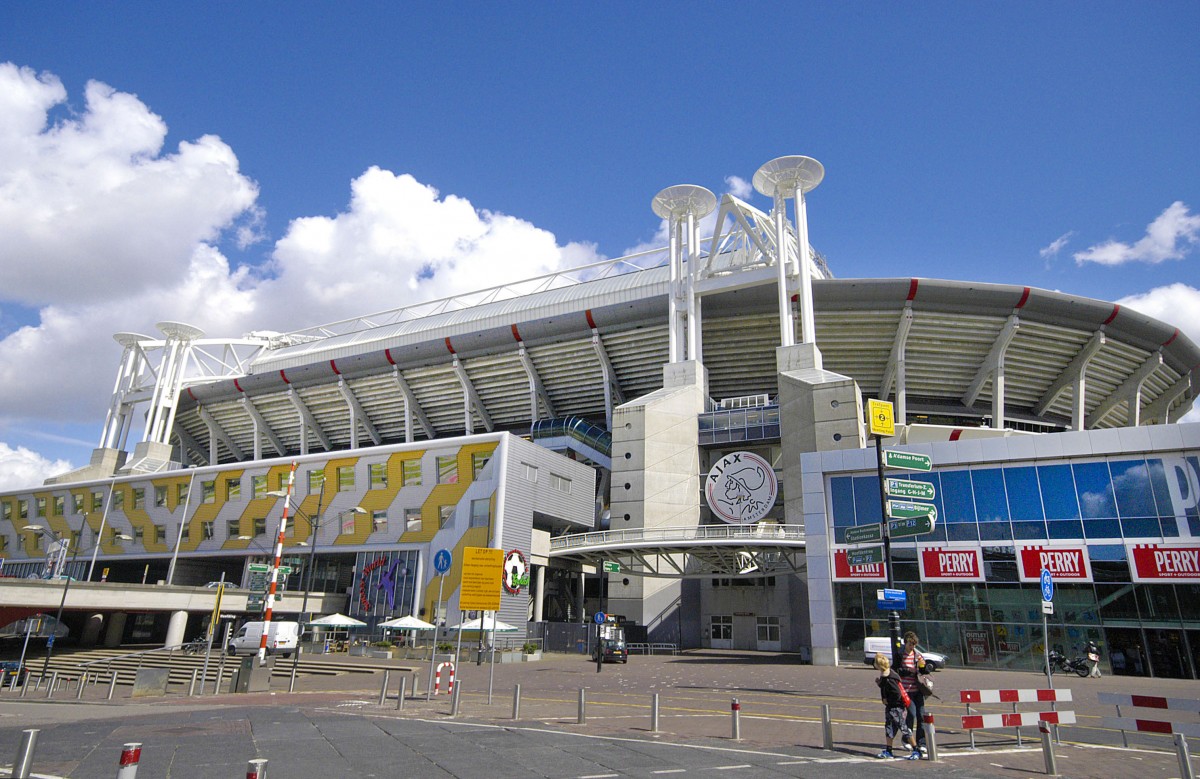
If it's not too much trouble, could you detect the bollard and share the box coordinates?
[922,712,939,762]
[11,728,39,779]
[411,671,419,697]
[821,703,833,750]
[246,757,268,779]
[1038,721,1057,777]
[651,693,660,733]
[77,672,87,700]
[396,677,407,711]
[188,669,197,697]
[107,672,118,700]
[1177,733,1196,779]
[731,698,741,741]
[45,671,58,698]
[577,688,587,724]
[20,674,30,698]
[512,684,521,720]
[378,670,391,706]
[116,742,142,779]
[450,677,462,717]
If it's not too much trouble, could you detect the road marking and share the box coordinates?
[713,765,751,770]
[651,770,687,774]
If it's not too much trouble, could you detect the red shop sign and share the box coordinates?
[831,548,887,582]
[1127,543,1200,584]
[1016,545,1093,583]
[918,545,985,582]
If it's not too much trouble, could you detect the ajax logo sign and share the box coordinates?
[503,549,529,594]
[705,451,778,525]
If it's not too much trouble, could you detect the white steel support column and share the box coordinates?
[794,186,816,344]
[772,192,794,347]
[144,322,205,446]
[652,184,717,362]
[667,215,682,362]
[686,210,701,361]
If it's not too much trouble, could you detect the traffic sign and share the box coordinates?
[847,546,884,566]
[594,611,607,624]
[602,561,620,574]
[887,500,937,520]
[459,546,503,611]
[1040,568,1054,602]
[434,549,452,574]
[844,524,883,545]
[877,588,907,611]
[1042,600,1054,615]
[888,514,936,538]
[867,399,895,438]
[884,478,935,501]
[882,450,932,472]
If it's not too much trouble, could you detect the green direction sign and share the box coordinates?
[602,561,620,574]
[888,514,936,538]
[844,524,883,545]
[882,450,932,472]
[846,546,885,567]
[885,478,936,501]
[887,500,937,520]
[248,564,292,574]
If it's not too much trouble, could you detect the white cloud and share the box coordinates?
[1075,202,1200,266]
[1118,282,1200,421]
[1039,231,1074,258]
[0,442,72,491]
[725,175,753,200]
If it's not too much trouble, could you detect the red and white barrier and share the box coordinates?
[1098,693,1200,713]
[116,742,142,778]
[962,710,1076,730]
[1099,692,1200,739]
[434,662,455,695]
[960,688,1072,704]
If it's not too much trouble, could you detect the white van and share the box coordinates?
[863,636,947,671]
[226,621,301,658]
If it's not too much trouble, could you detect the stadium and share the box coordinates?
[3,156,1199,677]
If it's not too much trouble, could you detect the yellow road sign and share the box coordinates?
[459,546,504,611]
[868,399,895,438]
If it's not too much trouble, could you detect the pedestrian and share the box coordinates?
[897,630,931,758]
[1086,640,1102,678]
[874,653,920,760]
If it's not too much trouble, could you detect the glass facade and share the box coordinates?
[831,454,1200,678]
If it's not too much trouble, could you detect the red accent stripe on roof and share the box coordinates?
[791,293,799,302]
[1016,287,1031,308]
[585,310,597,330]
[279,370,290,384]
[511,324,522,342]
[233,379,244,393]
[1103,304,1120,325]
[330,360,340,375]
[384,349,396,366]
[949,429,963,441]
[906,278,919,301]
[187,387,197,401]
[1163,328,1179,347]
[445,337,456,354]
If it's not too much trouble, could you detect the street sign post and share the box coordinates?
[1041,568,1055,689]
[877,588,907,610]
[844,524,884,545]
[602,561,620,574]
[847,546,885,566]
[884,478,936,501]
[888,515,936,538]
[886,500,937,520]
[882,450,932,472]
[1040,568,1054,602]
[434,549,452,575]
[867,399,895,438]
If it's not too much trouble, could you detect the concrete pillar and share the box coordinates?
[533,566,546,623]
[80,613,105,647]
[164,610,188,648]
[575,571,585,623]
[104,612,127,648]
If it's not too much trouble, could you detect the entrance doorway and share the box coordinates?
[710,615,732,649]
[756,616,781,651]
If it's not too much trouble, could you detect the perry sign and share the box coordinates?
[918,544,985,582]
[831,547,887,582]
[705,451,778,525]
[1127,543,1200,583]
[1016,545,1093,583]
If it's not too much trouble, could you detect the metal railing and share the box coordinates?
[550,524,804,550]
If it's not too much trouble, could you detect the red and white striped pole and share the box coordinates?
[259,462,298,666]
[246,758,268,778]
[115,742,141,778]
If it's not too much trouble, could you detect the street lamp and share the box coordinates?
[22,525,131,677]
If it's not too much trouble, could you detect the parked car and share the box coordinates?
[1,660,27,685]
[226,621,300,658]
[862,636,947,671]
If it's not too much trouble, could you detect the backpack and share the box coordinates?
[899,681,912,708]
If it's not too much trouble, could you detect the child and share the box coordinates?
[874,653,920,760]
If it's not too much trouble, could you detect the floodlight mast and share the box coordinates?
[652,185,717,364]
[752,156,824,348]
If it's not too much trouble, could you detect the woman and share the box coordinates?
[897,631,931,758]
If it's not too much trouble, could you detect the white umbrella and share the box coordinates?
[378,615,436,630]
[450,615,519,632]
[307,612,367,627]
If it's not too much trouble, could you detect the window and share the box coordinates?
[275,472,288,491]
[18,499,28,520]
[756,616,781,643]
[133,526,145,543]
[438,504,454,528]
[132,489,145,510]
[551,473,572,494]
[201,481,215,504]
[0,536,6,552]
[227,520,240,538]
[253,517,266,536]
[710,615,732,641]
[470,499,490,528]
[72,493,84,514]
[437,456,458,484]
[177,482,189,504]
[202,521,215,540]
[226,478,241,501]
[369,463,387,489]
[1,501,9,521]
[109,528,124,544]
[252,475,267,500]
[112,492,123,511]
[92,491,104,512]
[36,497,46,517]
[53,495,65,516]
[154,486,168,508]
[308,471,324,494]
[181,523,190,542]
[404,508,422,533]
[522,462,538,482]
[472,452,491,479]
[371,509,388,533]
[337,465,354,492]
[154,525,166,544]
[402,459,422,486]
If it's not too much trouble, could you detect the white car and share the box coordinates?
[862,636,948,671]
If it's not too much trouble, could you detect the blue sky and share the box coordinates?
[1,3,1198,487]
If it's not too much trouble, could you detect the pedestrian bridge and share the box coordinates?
[548,524,807,579]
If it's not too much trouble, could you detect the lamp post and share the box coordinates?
[22,525,131,678]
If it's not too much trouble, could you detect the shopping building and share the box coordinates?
[2,157,1198,676]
